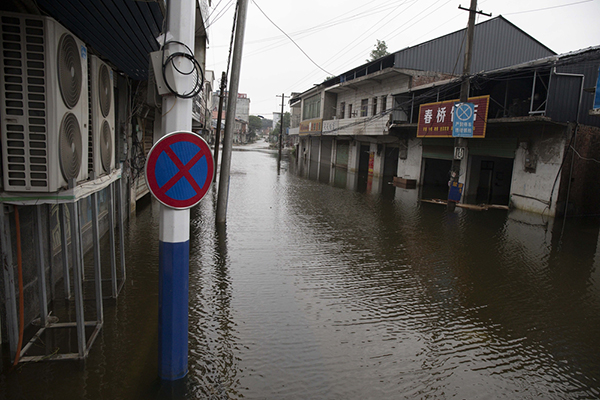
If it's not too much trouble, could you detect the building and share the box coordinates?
[0,0,210,363]
[290,16,600,216]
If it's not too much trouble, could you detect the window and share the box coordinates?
[348,104,353,118]
[340,102,345,119]
[381,96,387,112]
[372,97,378,116]
[360,99,368,117]
[303,94,321,120]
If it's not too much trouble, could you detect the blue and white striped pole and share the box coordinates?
[157,0,195,381]
[158,208,190,380]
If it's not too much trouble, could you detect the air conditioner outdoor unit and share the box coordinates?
[0,12,89,192]
[89,55,115,177]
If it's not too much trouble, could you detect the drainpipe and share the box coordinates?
[553,70,584,220]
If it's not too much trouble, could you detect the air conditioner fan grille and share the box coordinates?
[98,63,111,118]
[58,33,82,109]
[59,112,82,180]
[100,120,112,172]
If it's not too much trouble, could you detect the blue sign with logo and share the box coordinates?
[453,102,474,138]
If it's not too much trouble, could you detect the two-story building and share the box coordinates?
[290,16,600,216]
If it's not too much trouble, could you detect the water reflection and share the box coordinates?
[2,148,600,399]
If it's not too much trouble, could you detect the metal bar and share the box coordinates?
[503,81,509,117]
[18,326,45,358]
[116,180,126,286]
[108,184,118,298]
[69,200,87,357]
[90,192,103,324]
[34,205,48,327]
[410,93,414,124]
[0,206,19,358]
[59,204,71,299]
[20,353,83,362]
[529,70,537,115]
[47,321,98,328]
[85,323,103,355]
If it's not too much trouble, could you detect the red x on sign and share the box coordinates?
[145,131,214,209]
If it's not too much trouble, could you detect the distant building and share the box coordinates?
[272,112,281,130]
[211,91,251,123]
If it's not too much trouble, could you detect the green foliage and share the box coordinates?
[272,112,290,135]
[367,39,389,62]
[249,115,263,135]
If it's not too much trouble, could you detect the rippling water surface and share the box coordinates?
[2,146,600,399]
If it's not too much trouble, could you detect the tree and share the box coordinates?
[248,115,263,140]
[367,39,389,62]
[271,112,290,143]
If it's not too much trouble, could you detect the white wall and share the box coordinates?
[348,141,359,173]
[397,138,423,184]
[510,137,565,216]
[334,74,410,119]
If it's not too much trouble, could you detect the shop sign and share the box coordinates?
[417,95,489,138]
[299,118,323,136]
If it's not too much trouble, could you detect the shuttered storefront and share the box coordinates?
[422,138,453,160]
[335,140,350,168]
[468,138,517,158]
[422,138,517,159]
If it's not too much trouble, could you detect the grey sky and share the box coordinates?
[205,0,600,118]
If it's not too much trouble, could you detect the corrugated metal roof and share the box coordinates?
[394,16,556,74]
[35,0,163,80]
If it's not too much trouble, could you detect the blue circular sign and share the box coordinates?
[145,131,214,209]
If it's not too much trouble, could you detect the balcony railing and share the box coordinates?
[322,116,388,136]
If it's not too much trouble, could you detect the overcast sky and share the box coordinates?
[204,0,600,119]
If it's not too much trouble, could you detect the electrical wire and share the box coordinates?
[161,40,205,99]
[251,0,334,77]
[236,1,408,54]
[503,0,593,15]
[571,145,600,163]
[206,0,236,30]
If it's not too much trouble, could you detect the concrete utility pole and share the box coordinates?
[213,71,227,182]
[447,0,490,211]
[157,0,196,381]
[276,93,289,173]
[216,0,250,224]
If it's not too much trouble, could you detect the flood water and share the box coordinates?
[2,144,600,399]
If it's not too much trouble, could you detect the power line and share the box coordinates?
[251,0,334,76]
[284,0,452,93]
[211,0,403,49]
[206,0,235,29]
[504,0,593,15]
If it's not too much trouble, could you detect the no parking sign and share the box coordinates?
[145,131,214,209]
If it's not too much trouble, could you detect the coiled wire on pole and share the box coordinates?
[161,40,204,99]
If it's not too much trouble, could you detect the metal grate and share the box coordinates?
[1,14,49,189]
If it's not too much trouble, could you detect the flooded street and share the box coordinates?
[3,145,600,399]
